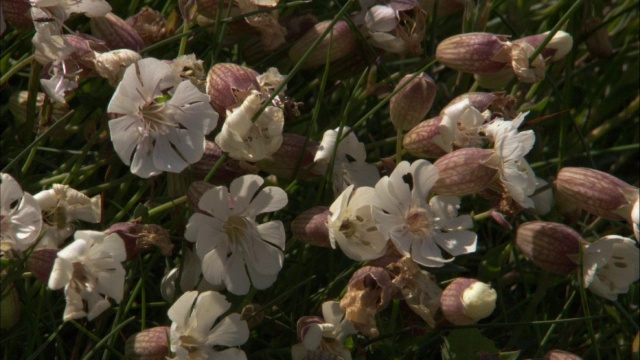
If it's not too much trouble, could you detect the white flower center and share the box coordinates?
[405,206,433,236]
[225,215,251,244]
[140,101,178,135]
[338,214,376,245]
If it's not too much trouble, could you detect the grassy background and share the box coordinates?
[1,0,638,359]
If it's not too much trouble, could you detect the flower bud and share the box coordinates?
[515,222,582,275]
[124,326,170,360]
[206,63,260,118]
[403,116,448,158]
[93,49,142,86]
[440,278,497,325]
[584,19,613,59]
[473,67,515,90]
[90,12,145,51]
[1,0,32,31]
[390,73,437,131]
[291,206,331,248]
[436,33,512,73]
[27,248,59,284]
[510,42,545,83]
[256,133,319,180]
[241,303,264,328]
[432,148,498,196]
[555,167,639,221]
[191,141,253,184]
[0,284,20,329]
[289,20,357,69]
[543,349,583,360]
[187,181,216,213]
[513,30,573,62]
[106,222,173,259]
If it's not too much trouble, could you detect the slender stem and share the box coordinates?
[0,54,34,85]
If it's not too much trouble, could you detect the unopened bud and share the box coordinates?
[93,49,142,86]
[440,278,497,325]
[474,67,515,90]
[291,206,331,248]
[403,116,448,158]
[191,141,253,184]
[289,20,357,69]
[91,12,145,51]
[206,63,260,118]
[515,222,582,275]
[27,248,59,284]
[543,349,583,360]
[432,148,497,196]
[256,133,319,180]
[555,167,639,221]
[187,181,216,213]
[584,19,613,59]
[124,326,170,360]
[514,30,573,62]
[1,0,32,31]
[436,33,512,73]
[390,73,437,131]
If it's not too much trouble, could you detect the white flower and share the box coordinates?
[1,173,42,251]
[184,174,288,295]
[362,5,405,53]
[531,177,554,215]
[168,291,249,360]
[291,301,356,360]
[433,98,486,152]
[314,127,380,195]
[484,113,538,208]
[30,0,112,23]
[33,184,101,249]
[328,185,387,261]
[108,57,218,178]
[256,67,287,95]
[372,160,477,267]
[47,230,126,321]
[215,91,284,162]
[582,235,639,301]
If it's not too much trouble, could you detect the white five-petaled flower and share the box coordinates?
[328,185,388,261]
[372,160,477,267]
[108,57,218,178]
[184,174,288,295]
[314,127,380,196]
[33,184,102,249]
[215,91,284,162]
[0,173,42,251]
[291,301,357,360]
[433,98,487,153]
[168,290,250,360]
[582,235,640,301]
[47,230,126,321]
[484,113,538,209]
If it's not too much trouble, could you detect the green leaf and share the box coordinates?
[442,329,499,360]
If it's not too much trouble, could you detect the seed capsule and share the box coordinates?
[440,278,497,325]
[515,221,582,275]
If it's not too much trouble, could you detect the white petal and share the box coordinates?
[201,243,229,287]
[130,137,160,178]
[108,115,141,166]
[224,251,251,295]
[205,313,250,347]
[411,160,438,200]
[229,175,264,214]
[48,258,73,290]
[433,230,477,256]
[152,133,188,173]
[243,235,283,275]
[245,261,278,289]
[191,291,231,336]
[198,187,231,219]
[365,5,398,32]
[412,237,449,267]
[257,221,286,250]
[246,186,288,217]
[168,291,198,326]
[167,127,206,165]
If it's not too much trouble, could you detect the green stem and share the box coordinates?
[0,54,34,86]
